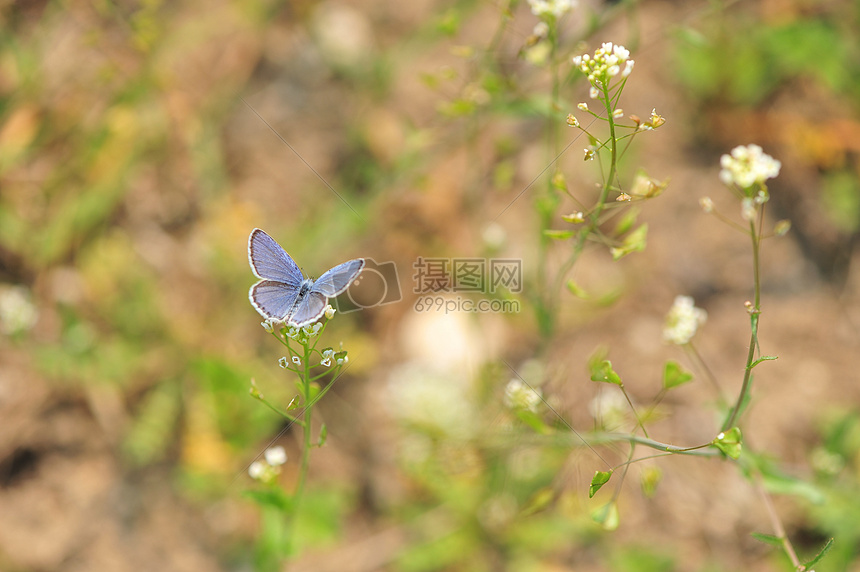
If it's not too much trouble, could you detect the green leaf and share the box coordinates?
[640,467,661,498]
[591,501,619,531]
[516,408,551,434]
[243,488,293,513]
[613,208,639,236]
[520,487,555,516]
[566,279,588,299]
[712,427,743,459]
[663,360,693,389]
[803,537,834,569]
[749,355,778,369]
[589,470,613,498]
[317,423,328,447]
[590,359,622,386]
[760,464,825,504]
[751,532,783,547]
[544,229,575,240]
[610,223,648,260]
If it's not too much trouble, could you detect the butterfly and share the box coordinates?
[248,228,365,326]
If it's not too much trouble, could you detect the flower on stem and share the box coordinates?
[325,305,336,319]
[320,357,332,367]
[663,295,707,345]
[572,42,635,90]
[249,446,288,483]
[699,197,715,213]
[335,350,349,366]
[264,446,287,466]
[566,113,579,127]
[577,102,588,111]
[527,0,577,19]
[584,147,596,161]
[719,144,781,190]
[261,320,275,333]
[612,108,624,119]
[248,461,266,480]
[504,379,541,412]
[616,193,631,202]
[292,355,302,366]
[279,357,289,369]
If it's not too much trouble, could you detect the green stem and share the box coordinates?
[722,217,762,431]
[288,342,314,556]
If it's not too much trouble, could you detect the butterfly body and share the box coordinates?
[248,228,364,326]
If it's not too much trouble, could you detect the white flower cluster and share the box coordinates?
[719,144,781,189]
[527,0,577,18]
[248,446,287,482]
[572,42,634,97]
[504,379,542,413]
[663,295,707,346]
[0,285,38,335]
[261,305,337,336]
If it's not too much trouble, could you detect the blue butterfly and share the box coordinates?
[248,228,365,326]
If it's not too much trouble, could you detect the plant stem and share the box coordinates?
[289,342,314,556]
[723,218,761,431]
[754,470,802,569]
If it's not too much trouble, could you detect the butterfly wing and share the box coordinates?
[248,229,303,285]
[250,280,301,321]
[311,259,365,297]
[288,289,328,327]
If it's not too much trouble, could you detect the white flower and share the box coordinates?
[325,305,336,319]
[336,355,348,365]
[719,144,781,189]
[577,102,588,111]
[612,108,624,119]
[248,461,266,480]
[527,0,577,18]
[533,22,549,37]
[264,446,287,466]
[589,86,599,99]
[573,42,634,86]
[261,320,274,333]
[0,285,37,335]
[320,357,332,367]
[622,60,635,77]
[292,355,302,366]
[278,357,289,368]
[322,348,334,359]
[504,379,542,412]
[663,295,707,345]
[699,197,714,213]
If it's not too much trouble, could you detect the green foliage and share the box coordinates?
[712,427,743,460]
[663,360,693,389]
[589,470,613,498]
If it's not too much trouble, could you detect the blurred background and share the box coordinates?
[1,0,859,570]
